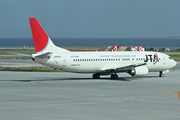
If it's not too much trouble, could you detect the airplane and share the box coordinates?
[22,18,177,79]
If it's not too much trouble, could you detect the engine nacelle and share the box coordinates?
[129,66,149,76]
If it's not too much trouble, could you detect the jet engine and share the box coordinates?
[129,66,149,76]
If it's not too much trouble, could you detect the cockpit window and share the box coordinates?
[168,57,172,60]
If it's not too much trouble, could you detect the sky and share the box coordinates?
[1,0,180,38]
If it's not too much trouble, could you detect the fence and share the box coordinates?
[0,46,180,51]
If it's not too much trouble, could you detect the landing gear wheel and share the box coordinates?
[159,71,164,77]
[93,74,100,79]
[111,74,118,79]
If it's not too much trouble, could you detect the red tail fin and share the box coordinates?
[29,18,48,52]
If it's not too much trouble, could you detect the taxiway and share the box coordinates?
[0,63,180,120]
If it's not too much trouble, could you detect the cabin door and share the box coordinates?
[163,56,166,65]
[62,56,67,67]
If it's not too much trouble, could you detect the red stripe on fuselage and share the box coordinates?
[154,53,158,65]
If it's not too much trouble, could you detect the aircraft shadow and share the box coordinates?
[0,75,158,82]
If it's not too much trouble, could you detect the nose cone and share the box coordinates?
[171,60,177,68]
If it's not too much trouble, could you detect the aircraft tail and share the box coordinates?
[29,18,69,53]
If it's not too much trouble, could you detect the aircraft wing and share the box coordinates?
[99,63,147,73]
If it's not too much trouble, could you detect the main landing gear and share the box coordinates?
[111,73,118,79]
[93,74,100,79]
[159,71,164,77]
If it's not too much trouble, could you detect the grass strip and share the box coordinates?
[169,54,180,61]
[0,56,31,59]
[0,49,35,55]
[0,67,62,72]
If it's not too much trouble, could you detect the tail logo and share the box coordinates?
[29,18,48,52]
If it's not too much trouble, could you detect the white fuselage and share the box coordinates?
[28,18,177,78]
[34,51,177,74]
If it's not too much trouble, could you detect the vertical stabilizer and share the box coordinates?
[29,18,70,53]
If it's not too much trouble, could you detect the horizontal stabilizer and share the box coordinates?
[7,52,31,57]
[32,52,52,58]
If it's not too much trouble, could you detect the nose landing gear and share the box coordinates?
[159,71,164,77]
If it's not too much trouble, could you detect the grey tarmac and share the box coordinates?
[0,59,43,67]
[0,63,180,120]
